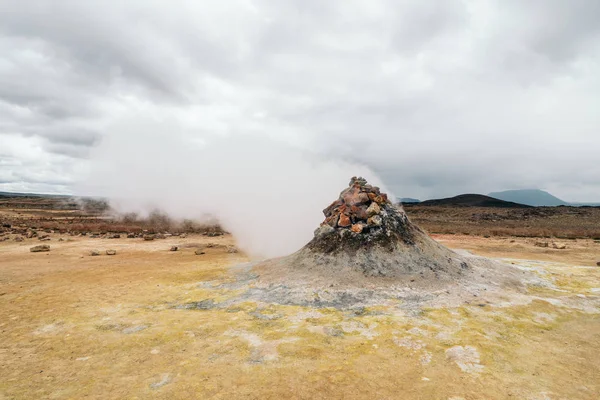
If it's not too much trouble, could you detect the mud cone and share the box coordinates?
[285,177,469,278]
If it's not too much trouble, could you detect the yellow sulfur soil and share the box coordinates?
[1,234,599,399]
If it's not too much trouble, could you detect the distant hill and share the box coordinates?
[399,197,420,204]
[488,189,568,207]
[418,194,530,208]
[0,191,70,198]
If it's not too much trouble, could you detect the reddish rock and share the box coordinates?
[323,199,343,216]
[324,214,339,227]
[338,214,351,227]
[367,193,377,201]
[350,205,368,220]
[351,224,364,233]
[343,187,369,206]
[374,195,386,205]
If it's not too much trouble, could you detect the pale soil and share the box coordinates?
[1,233,599,399]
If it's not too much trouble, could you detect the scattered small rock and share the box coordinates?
[143,234,155,241]
[109,234,121,239]
[552,242,567,250]
[30,245,50,252]
[122,325,148,334]
[534,241,549,248]
[106,249,117,255]
[90,250,101,256]
[596,261,600,267]
[170,246,178,251]
[150,373,171,389]
[226,246,238,253]
[195,249,206,255]
[127,233,136,238]
[14,236,24,242]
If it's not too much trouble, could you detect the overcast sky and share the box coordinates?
[1,0,600,201]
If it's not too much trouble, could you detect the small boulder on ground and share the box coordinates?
[106,249,117,255]
[143,235,155,241]
[534,241,549,248]
[30,245,50,252]
[597,261,600,267]
[14,236,24,242]
[170,246,178,252]
[195,249,206,255]
[90,250,101,256]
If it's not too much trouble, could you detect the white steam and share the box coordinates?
[82,115,390,258]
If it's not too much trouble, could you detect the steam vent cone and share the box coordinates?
[266,177,470,281]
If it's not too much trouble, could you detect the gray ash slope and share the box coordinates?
[257,177,474,282]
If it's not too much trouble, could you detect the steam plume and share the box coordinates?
[82,115,391,258]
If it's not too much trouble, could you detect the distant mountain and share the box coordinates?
[418,194,529,208]
[488,189,568,207]
[399,197,420,204]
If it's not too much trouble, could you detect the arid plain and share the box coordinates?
[1,197,599,399]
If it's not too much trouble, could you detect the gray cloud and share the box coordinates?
[0,0,599,201]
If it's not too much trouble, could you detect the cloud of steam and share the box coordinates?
[82,113,390,258]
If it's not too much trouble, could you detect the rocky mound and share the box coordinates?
[258,177,471,281]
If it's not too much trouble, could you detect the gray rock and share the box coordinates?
[314,224,335,238]
[366,202,381,217]
[367,215,382,226]
[30,245,50,252]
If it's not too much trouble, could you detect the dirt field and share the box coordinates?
[405,205,600,240]
[1,198,600,399]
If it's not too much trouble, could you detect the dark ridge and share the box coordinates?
[418,194,531,208]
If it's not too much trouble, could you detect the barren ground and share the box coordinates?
[1,231,599,399]
[1,199,600,399]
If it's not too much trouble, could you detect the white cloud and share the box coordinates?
[0,0,599,202]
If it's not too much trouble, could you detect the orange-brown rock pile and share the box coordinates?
[321,176,389,234]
